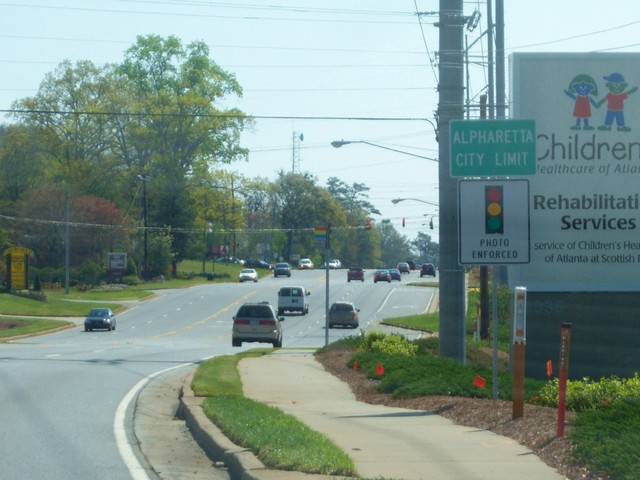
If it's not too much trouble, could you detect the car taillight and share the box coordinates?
[234,319,250,325]
[259,319,276,326]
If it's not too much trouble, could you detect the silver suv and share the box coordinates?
[232,302,284,348]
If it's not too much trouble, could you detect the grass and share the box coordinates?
[382,312,439,332]
[0,292,125,317]
[0,317,73,339]
[193,351,357,477]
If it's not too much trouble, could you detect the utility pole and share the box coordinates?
[437,0,466,362]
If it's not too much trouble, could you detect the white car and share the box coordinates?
[239,268,258,283]
[298,258,314,270]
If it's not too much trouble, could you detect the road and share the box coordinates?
[0,268,436,479]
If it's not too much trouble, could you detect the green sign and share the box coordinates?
[450,119,536,177]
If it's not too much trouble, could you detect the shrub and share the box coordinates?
[536,373,640,411]
[357,331,418,356]
[570,398,640,480]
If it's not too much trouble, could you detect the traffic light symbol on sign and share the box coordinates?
[485,186,504,234]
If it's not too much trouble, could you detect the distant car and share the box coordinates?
[216,256,245,265]
[322,260,340,269]
[347,267,365,282]
[406,260,417,270]
[298,258,314,270]
[397,262,411,274]
[273,262,292,277]
[245,259,273,270]
[84,308,116,332]
[388,268,402,281]
[373,269,392,283]
[232,301,284,348]
[239,268,259,283]
[420,263,436,277]
[328,301,360,328]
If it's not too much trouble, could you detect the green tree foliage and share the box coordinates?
[412,231,439,264]
[378,222,412,267]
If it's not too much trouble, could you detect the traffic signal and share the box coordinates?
[402,218,405,228]
[429,219,433,230]
[485,185,504,234]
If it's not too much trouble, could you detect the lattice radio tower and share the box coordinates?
[292,131,303,173]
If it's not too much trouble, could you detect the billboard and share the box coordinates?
[511,53,640,291]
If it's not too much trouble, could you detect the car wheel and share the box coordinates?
[348,279,351,282]
[274,338,282,348]
[84,326,89,332]
[254,279,258,283]
[232,339,241,347]
[113,324,116,330]
[278,308,284,316]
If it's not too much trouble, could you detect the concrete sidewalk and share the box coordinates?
[236,349,567,480]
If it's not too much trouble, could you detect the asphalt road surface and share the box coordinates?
[0,268,435,479]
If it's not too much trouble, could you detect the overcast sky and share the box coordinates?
[2,1,640,241]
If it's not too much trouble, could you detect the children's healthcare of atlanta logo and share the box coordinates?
[565,72,638,132]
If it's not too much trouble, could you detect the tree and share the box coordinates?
[325,177,381,215]
[111,35,252,274]
[412,232,439,265]
[378,222,412,267]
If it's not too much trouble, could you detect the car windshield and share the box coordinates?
[89,308,108,316]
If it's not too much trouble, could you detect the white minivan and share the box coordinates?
[277,286,310,315]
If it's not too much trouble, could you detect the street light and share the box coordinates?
[331,140,438,162]
[391,197,439,208]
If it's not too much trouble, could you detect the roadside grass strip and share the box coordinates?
[194,351,356,477]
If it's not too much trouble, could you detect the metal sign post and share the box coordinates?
[512,286,527,419]
[557,323,572,436]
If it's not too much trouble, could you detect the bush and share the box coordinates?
[535,373,640,411]
[122,275,141,286]
[357,331,418,356]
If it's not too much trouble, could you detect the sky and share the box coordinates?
[2,1,640,242]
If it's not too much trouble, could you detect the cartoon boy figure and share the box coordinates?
[596,72,638,131]
[564,74,599,130]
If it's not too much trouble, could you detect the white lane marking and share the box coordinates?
[114,363,192,480]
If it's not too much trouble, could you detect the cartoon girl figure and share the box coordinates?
[564,74,599,130]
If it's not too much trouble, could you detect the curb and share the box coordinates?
[179,370,344,480]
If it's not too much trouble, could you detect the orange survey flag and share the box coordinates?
[376,363,385,376]
[473,375,486,388]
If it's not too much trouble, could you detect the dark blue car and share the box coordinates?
[84,308,116,332]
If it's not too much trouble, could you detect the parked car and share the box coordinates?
[347,266,365,282]
[420,263,436,277]
[328,301,360,328]
[388,268,402,281]
[215,256,245,265]
[273,262,292,277]
[277,286,310,315]
[298,258,314,270]
[84,308,116,332]
[231,301,284,348]
[239,268,259,283]
[397,262,411,274]
[373,269,392,283]
[245,259,273,270]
